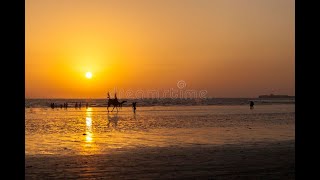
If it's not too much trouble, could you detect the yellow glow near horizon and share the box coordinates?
[85,72,92,79]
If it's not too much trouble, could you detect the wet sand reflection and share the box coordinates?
[107,112,119,129]
[81,108,96,154]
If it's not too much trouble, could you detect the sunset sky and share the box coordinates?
[26,0,294,98]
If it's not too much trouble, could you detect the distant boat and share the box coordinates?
[258,94,294,98]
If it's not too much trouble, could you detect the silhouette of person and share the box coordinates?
[79,102,81,109]
[75,102,78,109]
[60,104,63,109]
[132,102,137,113]
[250,101,254,109]
[86,103,89,109]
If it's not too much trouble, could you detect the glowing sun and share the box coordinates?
[85,72,92,79]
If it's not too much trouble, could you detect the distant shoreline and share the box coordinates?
[25,97,295,100]
[25,98,295,108]
[258,94,295,98]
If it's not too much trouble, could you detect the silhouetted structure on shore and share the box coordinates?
[258,94,294,98]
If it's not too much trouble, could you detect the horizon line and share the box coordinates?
[25,96,295,100]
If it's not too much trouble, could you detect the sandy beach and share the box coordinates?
[26,105,295,179]
[26,140,294,179]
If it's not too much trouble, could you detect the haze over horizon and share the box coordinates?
[26,0,294,99]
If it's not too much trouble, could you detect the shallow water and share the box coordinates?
[25,98,295,108]
[25,104,295,156]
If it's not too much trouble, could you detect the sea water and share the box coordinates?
[26,104,295,156]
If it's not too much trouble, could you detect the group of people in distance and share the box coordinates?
[51,100,253,112]
[50,102,69,109]
[50,99,136,112]
[74,102,89,109]
[50,102,89,109]
[51,96,253,112]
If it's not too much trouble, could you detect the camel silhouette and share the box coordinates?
[107,98,120,112]
[107,92,126,112]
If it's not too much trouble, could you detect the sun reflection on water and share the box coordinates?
[85,108,93,143]
[86,117,92,128]
[85,118,93,142]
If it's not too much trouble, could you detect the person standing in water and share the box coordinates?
[250,101,254,109]
[132,102,137,113]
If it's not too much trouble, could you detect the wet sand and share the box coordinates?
[26,140,294,179]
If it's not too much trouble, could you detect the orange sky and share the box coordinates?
[26,0,294,98]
